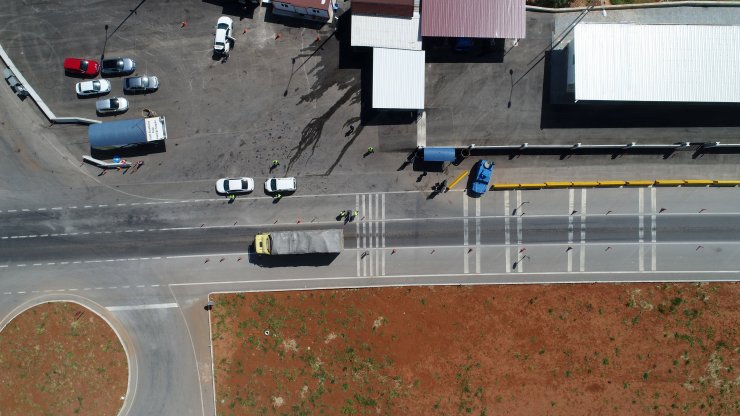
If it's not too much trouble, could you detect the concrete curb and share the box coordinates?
[527,1,740,13]
[0,295,136,416]
[491,179,740,190]
[0,44,100,125]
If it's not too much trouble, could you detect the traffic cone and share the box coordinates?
[181,21,188,28]
[275,32,281,40]
[243,28,248,34]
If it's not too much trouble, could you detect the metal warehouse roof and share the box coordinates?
[352,0,414,17]
[352,12,421,50]
[421,0,526,39]
[574,23,740,103]
[372,48,425,109]
[89,118,148,148]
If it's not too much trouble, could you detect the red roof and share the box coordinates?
[421,0,526,39]
[353,0,414,18]
[281,0,332,9]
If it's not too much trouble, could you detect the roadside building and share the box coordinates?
[567,23,740,103]
[420,0,526,39]
[271,0,336,23]
[351,11,422,50]
[372,48,425,110]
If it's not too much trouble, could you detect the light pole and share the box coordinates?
[101,24,109,62]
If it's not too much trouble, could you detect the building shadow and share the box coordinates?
[541,51,740,129]
[201,0,258,19]
[423,37,504,64]
[90,142,167,160]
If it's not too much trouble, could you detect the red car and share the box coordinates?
[63,58,100,77]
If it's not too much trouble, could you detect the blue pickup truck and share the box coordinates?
[469,160,494,196]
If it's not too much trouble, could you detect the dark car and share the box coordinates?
[123,75,159,93]
[63,58,100,77]
[101,57,136,76]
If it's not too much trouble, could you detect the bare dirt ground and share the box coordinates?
[212,283,738,416]
[0,302,128,416]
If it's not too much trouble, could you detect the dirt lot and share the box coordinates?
[0,302,128,416]
[212,283,738,416]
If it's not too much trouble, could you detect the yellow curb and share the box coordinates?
[545,181,573,188]
[715,180,740,186]
[684,180,714,186]
[625,180,655,186]
[571,181,600,187]
[491,184,520,190]
[519,183,546,189]
[597,181,626,187]
[446,170,469,191]
[655,180,686,186]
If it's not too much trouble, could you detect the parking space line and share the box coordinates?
[356,194,361,277]
[504,191,511,273]
[475,197,481,274]
[651,187,657,271]
[580,189,587,272]
[106,303,178,312]
[381,193,386,276]
[516,190,523,273]
[638,188,645,272]
[568,189,574,272]
[463,193,469,274]
[373,194,383,275]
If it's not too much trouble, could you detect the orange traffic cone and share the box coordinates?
[181,21,188,28]
[242,28,248,34]
[275,32,281,40]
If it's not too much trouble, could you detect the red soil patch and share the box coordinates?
[212,283,739,415]
[0,302,128,416]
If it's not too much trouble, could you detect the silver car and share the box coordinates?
[101,57,136,76]
[123,75,159,93]
[95,97,129,114]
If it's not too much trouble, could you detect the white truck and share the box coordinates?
[254,229,343,255]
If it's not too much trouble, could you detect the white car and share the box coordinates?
[264,177,296,193]
[95,97,129,114]
[75,79,111,96]
[216,177,254,194]
[214,16,234,55]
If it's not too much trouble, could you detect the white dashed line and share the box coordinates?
[136,285,145,288]
[98,204,108,208]
[52,207,63,210]
[17,264,26,267]
[33,263,42,266]
[150,284,160,287]
[84,205,93,208]
[37,208,47,211]
[21,209,30,212]
[7,210,16,213]
[17,291,26,294]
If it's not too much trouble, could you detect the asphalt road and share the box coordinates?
[2,2,740,416]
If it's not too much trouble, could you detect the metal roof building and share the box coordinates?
[352,0,415,18]
[420,0,526,39]
[372,48,425,109]
[571,23,740,103]
[352,12,422,50]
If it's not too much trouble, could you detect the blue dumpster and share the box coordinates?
[422,147,456,162]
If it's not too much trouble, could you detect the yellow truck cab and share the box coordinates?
[254,233,271,255]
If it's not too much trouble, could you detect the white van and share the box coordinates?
[265,177,296,193]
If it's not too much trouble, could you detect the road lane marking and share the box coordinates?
[651,187,657,271]
[504,191,511,273]
[475,197,481,274]
[356,194,361,277]
[568,189,574,272]
[516,190,524,273]
[463,192,469,274]
[580,189,587,272]
[373,194,383,275]
[106,303,179,311]
[381,193,386,276]
[638,188,645,272]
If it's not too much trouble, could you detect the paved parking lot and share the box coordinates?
[2,0,740,187]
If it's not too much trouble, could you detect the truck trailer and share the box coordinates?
[88,116,167,149]
[254,229,343,255]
